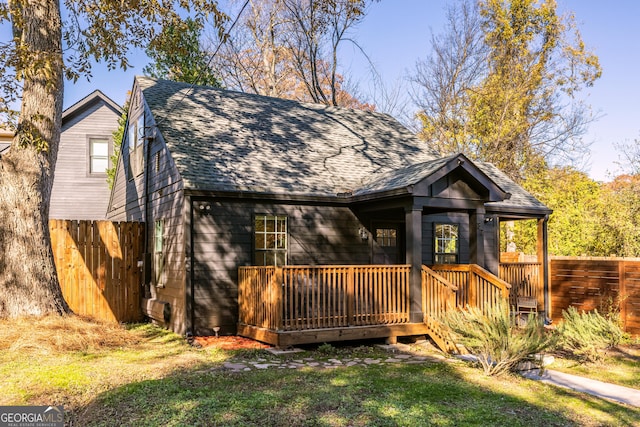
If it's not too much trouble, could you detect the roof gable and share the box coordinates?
[354,154,508,201]
[63,90,122,125]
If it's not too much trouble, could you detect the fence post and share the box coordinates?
[619,261,627,330]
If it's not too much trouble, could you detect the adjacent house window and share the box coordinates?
[254,215,287,266]
[375,228,397,247]
[89,138,109,175]
[154,219,165,286]
[128,114,145,179]
[434,223,459,264]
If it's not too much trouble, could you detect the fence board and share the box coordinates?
[49,220,144,323]
[550,257,640,335]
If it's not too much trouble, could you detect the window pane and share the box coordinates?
[265,217,275,232]
[255,215,287,266]
[255,233,265,249]
[91,140,108,156]
[136,116,144,147]
[434,223,459,264]
[91,157,108,173]
[376,228,397,247]
[265,233,275,249]
[155,220,163,253]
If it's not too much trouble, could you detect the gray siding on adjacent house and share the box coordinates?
[50,100,120,219]
[191,200,371,335]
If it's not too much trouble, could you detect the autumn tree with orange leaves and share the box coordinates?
[211,0,375,110]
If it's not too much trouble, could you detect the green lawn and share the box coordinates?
[549,343,640,389]
[1,318,638,427]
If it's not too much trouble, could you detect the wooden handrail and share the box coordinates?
[421,265,458,291]
[470,264,511,299]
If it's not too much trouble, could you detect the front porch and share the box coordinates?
[238,263,524,351]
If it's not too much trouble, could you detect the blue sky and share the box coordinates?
[59,1,640,182]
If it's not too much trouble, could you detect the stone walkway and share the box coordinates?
[222,342,446,372]
[220,341,640,408]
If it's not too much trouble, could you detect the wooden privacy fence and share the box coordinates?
[238,265,411,332]
[49,219,144,323]
[551,257,640,335]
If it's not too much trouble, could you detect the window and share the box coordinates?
[254,215,287,266]
[154,220,165,286]
[434,223,459,264]
[127,114,145,179]
[376,228,397,247]
[89,138,109,174]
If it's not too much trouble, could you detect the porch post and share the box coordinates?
[537,216,550,319]
[405,205,423,323]
[469,206,486,269]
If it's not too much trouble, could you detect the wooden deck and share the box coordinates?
[238,263,519,351]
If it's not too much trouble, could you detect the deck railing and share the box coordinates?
[430,264,511,313]
[239,265,411,332]
[421,265,458,320]
[499,262,541,306]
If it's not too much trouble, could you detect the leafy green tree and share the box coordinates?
[594,174,640,257]
[106,100,129,190]
[144,17,222,87]
[0,1,226,317]
[506,167,602,256]
[413,0,601,181]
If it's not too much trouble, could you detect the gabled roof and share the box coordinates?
[138,76,439,196]
[136,76,549,214]
[354,153,510,201]
[63,90,122,124]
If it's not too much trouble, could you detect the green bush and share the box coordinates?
[555,306,624,362]
[444,302,552,376]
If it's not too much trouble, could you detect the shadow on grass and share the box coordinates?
[73,358,639,427]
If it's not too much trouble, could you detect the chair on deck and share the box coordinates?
[514,276,538,317]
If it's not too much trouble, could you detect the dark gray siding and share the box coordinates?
[107,88,146,222]
[50,101,119,219]
[107,84,187,334]
[422,213,470,265]
[191,200,371,335]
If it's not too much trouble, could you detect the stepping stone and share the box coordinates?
[224,362,249,371]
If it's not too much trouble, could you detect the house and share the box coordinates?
[0,126,12,154]
[107,76,552,346]
[49,90,122,220]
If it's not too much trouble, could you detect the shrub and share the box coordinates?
[555,306,624,362]
[444,302,552,376]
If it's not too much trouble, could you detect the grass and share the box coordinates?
[550,342,640,389]
[1,316,639,426]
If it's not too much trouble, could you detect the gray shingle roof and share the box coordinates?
[138,76,549,213]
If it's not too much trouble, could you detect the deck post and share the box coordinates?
[537,216,550,318]
[469,206,486,270]
[406,205,424,323]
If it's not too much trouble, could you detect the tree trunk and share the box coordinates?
[0,0,69,317]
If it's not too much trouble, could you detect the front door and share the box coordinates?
[372,222,404,264]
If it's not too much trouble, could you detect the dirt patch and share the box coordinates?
[194,335,271,350]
